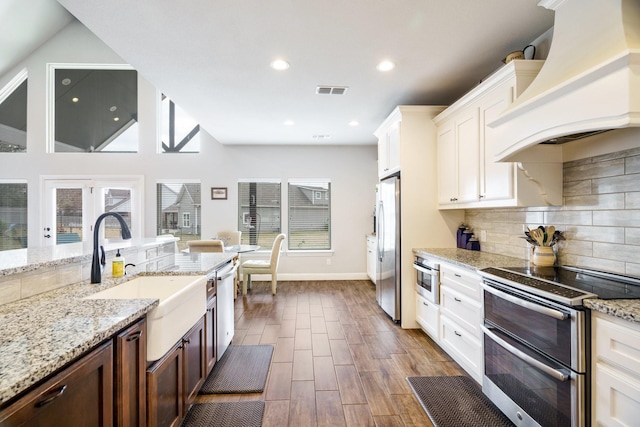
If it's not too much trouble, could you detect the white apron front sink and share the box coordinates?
[85,275,206,361]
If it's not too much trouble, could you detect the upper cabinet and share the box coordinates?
[434,60,563,209]
[376,118,401,178]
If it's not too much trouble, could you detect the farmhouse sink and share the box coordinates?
[85,275,207,361]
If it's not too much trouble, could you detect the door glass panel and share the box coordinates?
[55,188,83,244]
[103,188,132,239]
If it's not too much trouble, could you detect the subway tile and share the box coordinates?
[0,277,21,305]
[625,192,640,209]
[507,211,545,224]
[625,262,640,277]
[593,174,639,194]
[564,158,624,182]
[563,193,624,211]
[593,242,640,263]
[563,180,592,197]
[544,211,593,226]
[558,240,593,257]
[625,228,640,245]
[564,157,593,169]
[593,210,640,227]
[56,264,83,286]
[564,225,624,244]
[20,268,64,298]
[560,254,625,273]
[626,155,640,174]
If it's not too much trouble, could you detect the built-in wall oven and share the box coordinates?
[479,266,640,427]
[413,257,440,304]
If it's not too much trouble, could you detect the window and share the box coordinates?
[49,65,138,152]
[160,94,200,153]
[156,181,201,251]
[238,180,281,247]
[0,181,28,251]
[288,180,331,250]
[0,70,27,152]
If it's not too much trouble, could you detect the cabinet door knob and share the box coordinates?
[35,385,67,408]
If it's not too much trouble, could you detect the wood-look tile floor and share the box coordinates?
[195,280,468,426]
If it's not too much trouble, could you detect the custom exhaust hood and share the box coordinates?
[489,0,640,162]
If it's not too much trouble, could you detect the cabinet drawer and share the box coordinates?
[440,264,481,299]
[440,316,482,382]
[416,293,439,341]
[594,315,640,375]
[440,286,482,338]
[594,362,640,426]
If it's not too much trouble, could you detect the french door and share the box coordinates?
[42,176,143,246]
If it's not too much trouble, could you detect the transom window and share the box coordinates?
[160,94,200,153]
[0,70,27,153]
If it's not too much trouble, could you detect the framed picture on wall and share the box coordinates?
[211,187,227,200]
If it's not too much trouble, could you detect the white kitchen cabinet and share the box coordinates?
[366,235,377,284]
[438,263,482,383]
[592,312,640,426]
[376,120,400,178]
[217,262,235,360]
[415,292,439,341]
[435,60,563,209]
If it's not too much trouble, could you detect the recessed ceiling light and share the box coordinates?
[61,78,71,86]
[376,60,395,72]
[270,59,290,70]
[283,120,295,126]
[71,97,79,103]
[348,120,360,126]
[109,106,117,112]
[113,117,120,122]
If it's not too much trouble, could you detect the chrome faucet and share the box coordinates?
[91,212,132,283]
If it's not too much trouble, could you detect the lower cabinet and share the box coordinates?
[115,318,147,427]
[592,312,640,426]
[205,294,217,374]
[0,340,114,426]
[146,316,206,427]
[415,293,439,341]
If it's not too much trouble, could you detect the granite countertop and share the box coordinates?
[413,248,640,325]
[0,250,236,406]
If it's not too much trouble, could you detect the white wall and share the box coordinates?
[0,20,379,279]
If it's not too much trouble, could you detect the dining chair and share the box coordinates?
[187,239,224,252]
[215,230,241,246]
[242,233,286,295]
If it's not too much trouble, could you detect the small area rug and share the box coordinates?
[180,401,264,427]
[407,376,514,427]
[199,345,273,394]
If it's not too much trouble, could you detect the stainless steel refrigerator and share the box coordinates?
[376,174,400,322]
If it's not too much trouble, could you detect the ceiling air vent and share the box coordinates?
[312,134,331,140]
[316,86,348,95]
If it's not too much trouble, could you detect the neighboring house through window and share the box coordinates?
[237,180,281,247]
[288,180,331,250]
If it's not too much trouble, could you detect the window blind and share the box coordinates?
[0,182,28,251]
[288,180,331,250]
[237,181,281,247]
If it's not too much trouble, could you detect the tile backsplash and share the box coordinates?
[465,146,640,276]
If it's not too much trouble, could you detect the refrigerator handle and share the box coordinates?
[377,201,384,262]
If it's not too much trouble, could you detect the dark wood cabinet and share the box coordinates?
[146,342,183,427]
[115,317,147,427]
[182,317,206,410]
[205,295,217,375]
[0,340,114,427]
[146,315,206,427]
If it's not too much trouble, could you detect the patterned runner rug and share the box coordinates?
[180,401,264,427]
[199,345,273,394]
[407,376,514,427]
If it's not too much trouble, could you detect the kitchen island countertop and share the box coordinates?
[0,251,235,407]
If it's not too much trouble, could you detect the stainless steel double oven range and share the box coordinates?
[479,266,640,427]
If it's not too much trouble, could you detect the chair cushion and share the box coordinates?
[242,259,271,268]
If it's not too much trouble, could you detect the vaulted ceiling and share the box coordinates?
[3,0,554,146]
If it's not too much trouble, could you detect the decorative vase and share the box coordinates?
[532,246,556,267]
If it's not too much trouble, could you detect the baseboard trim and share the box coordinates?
[242,272,371,281]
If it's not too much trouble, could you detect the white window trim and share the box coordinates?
[45,63,135,153]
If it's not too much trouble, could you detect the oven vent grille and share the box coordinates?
[316,86,348,95]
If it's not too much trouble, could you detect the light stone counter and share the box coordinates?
[0,250,235,406]
[413,248,640,325]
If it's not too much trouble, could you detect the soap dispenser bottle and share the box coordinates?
[112,249,124,278]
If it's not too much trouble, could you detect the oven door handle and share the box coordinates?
[482,325,570,382]
[482,283,569,320]
[413,264,437,277]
